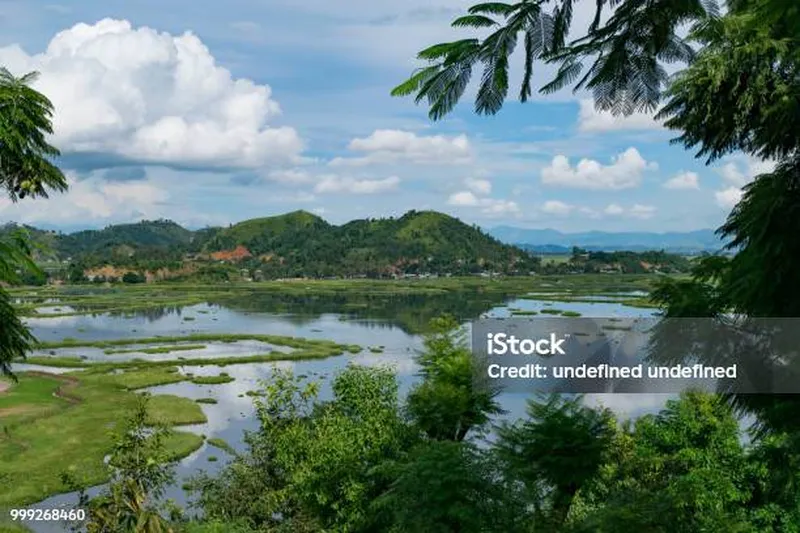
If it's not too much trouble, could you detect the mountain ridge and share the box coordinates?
[488,225,726,253]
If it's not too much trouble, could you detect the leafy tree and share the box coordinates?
[572,391,754,532]
[193,365,414,532]
[0,229,43,377]
[405,315,505,441]
[396,1,800,523]
[122,271,146,284]
[0,67,67,377]
[495,394,616,531]
[371,440,529,532]
[64,395,177,533]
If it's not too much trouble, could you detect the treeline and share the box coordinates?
[4,210,542,281]
[67,317,800,533]
[205,210,539,277]
[541,247,693,275]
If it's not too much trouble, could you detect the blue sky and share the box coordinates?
[0,0,774,232]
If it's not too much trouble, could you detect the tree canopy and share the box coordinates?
[0,67,67,377]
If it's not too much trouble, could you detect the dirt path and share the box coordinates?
[26,371,82,404]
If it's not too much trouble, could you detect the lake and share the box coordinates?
[11,289,662,533]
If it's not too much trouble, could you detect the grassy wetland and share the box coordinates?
[2,275,665,513]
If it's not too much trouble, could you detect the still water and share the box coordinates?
[16,293,660,532]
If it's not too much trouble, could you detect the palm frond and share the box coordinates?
[467,2,515,16]
[451,15,499,28]
[391,66,443,97]
[551,0,575,50]
[539,59,583,95]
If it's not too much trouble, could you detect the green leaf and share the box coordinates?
[451,15,498,28]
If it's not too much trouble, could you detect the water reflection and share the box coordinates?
[64,290,527,334]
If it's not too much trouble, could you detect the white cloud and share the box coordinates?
[0,172,169,223]
[447,190,518,216]
[464,177,491,195]
[313,174,400,194]
[630,204,656,219]
[541,200,574,215]
[713,156,777,210]
[718,163,747,187]
[715,187,743,209]
[447,191,479,206]
[577,100,662,132]
[479,199,519,217]
[602,203,656,219]
[664,171,700,190]
[0,19,303,169]
[541,148,657,190]
[329,129,471,166]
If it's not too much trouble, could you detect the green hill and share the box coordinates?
[203,210,538,277]
[204,210,331,254]
[3,210,538,278]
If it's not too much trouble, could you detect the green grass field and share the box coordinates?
[0,368,206,507]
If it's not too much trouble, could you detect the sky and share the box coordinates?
[0,0,776,233]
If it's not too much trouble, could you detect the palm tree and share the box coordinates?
[391,0,718,120]
[0,67,67,377]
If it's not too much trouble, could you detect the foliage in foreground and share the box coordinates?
[74,318,799,532]
[0,66,68,377]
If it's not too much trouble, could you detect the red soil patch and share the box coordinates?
[210,245,252,262]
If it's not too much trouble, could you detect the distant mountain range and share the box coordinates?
[488,226,727,254]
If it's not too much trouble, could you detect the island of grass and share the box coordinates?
[104,344,207,355]
[192,374,234,385]
[0,367,207,508]
[20,333,359,371]
[207,437,236,455]
[195,397,218,404]
[539,308,565,315]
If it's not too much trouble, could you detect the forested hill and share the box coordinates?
[201,210,538,276]
[0,210,539,277]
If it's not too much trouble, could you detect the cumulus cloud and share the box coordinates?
[577,100,663,132]
[0,19,304,170]
[329,129,471,166]
[602,203,656,219]
[447,190,518,217]
[541,200,574,215]
[464,177,491,195]
[0,172,170,224]
[714,156,777,209]
[479,199,519,217]
[664,171,700,190]
[447,191,479,206]
[541,148,657,190]
[718,163,748,187]
[313,175,400,194]
[715,187,743,209]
